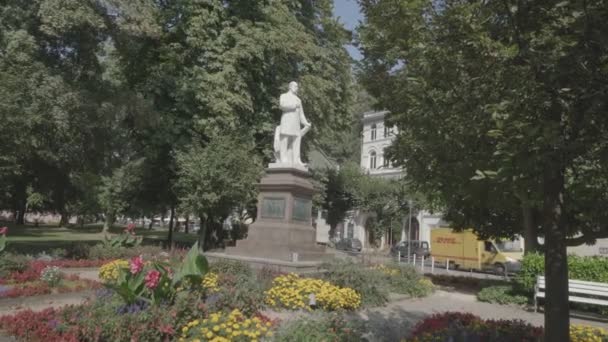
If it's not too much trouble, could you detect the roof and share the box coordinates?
[362,110,390,123]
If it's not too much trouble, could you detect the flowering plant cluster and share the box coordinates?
[570,325,608,342]
[265,273,361,311]
[99,259,130,283]
[102,242,209,306]
[40,266,62,287]
[409,312,545,342]
[202,272,220,293]
[179,309,274,342]
[102,223,142,249]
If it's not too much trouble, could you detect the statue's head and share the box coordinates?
[288,81,299,94]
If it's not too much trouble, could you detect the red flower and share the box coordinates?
[125,223,136,234]
[129,256,144,275]
[0,226,8,235]
[144,270,161,289]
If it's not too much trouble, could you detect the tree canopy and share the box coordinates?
[358,0,608,339]
[0,0,353,244]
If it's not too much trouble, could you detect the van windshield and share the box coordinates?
[495,239,522,253]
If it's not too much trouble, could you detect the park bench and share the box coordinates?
[534,276,608,312]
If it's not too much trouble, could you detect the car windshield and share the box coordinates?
[494,238,522,252]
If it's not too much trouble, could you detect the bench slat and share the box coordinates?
[537,287,608,298]
[537,282,608,293]
[537,277,608,288]
[535,293,608,306]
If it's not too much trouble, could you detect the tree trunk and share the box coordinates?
[198,216,206,251]
[185,215,190,234]
[103,214,114,234]
[16,204,25,225]
[542,170,569,341]
[59,211,70,227]
[522,205,538,254]
[148,219,154,230]
[167,206,175,250]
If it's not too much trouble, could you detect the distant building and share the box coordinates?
[324,110,442,250]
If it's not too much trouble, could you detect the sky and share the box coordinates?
[333,0,363,60]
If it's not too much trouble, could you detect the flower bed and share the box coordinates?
[408,312,608,342]
[265,273,361,311]
[0,274,100,298]
[179,309,276,341]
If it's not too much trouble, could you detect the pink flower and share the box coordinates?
[0,227,7,235]
[125,224,136,235]
[129,256,144,274]
[144,270,161,289]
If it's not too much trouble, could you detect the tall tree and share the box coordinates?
[175,133,262,250]
[358,0,608,340]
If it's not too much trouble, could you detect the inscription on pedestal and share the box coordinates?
[293,197,311,222]
[261,197,286,219]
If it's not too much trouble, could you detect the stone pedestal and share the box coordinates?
[225,167,328,262]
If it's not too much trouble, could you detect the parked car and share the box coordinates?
[391,240,430,259]
[335,238,362,252]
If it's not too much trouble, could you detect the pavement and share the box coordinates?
[263,290,608,341]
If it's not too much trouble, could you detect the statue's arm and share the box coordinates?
[298,100,311,127]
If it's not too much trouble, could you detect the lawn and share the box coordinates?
[1,221,197,255]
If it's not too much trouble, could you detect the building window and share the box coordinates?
[370,151,377,169]
[384,126,389,138]
[371,124,377,141]
[347,223,354,239]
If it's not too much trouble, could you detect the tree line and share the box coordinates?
[0,0,354,249]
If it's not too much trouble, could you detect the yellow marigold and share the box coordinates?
[265,273,361,311]
[180,309,274,341]
[570,324,608,342]
[202,272,220,293]
[98,259,129,283]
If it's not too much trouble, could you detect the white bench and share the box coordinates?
[534,276,608,312]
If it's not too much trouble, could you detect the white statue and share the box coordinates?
[271,81,311,169]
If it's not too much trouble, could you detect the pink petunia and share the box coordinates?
[129,256,144,274]
[0,227,7,235]
[144,270,161,289]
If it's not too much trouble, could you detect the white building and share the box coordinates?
[325,110,442,250]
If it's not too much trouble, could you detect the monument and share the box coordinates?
[218,81,329,270]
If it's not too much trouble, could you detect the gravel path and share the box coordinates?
[0,291,94,316]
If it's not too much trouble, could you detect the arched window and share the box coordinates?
[370,124,377,141]
[370,151,377,169]
[383,147,390,167]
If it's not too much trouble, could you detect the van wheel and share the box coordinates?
[494,263,506,275]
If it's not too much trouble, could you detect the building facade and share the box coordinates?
[326,111,442,250]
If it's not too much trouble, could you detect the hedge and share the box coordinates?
[516,253,608,292]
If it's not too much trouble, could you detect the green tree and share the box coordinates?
[358,0,608,339]
[175,134,262,251]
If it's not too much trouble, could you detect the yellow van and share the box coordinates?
[430,228,524,274]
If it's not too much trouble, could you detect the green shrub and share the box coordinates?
[477,285,528,305]
[322,259,389,307]
[66,243,91,259]
[516,253,608,293]
[274,313,367,342]
[89,245,164,260]
[0,253,29,277]
[385,264,434,297]
[209,259,253,279]
[205,273,266,316]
